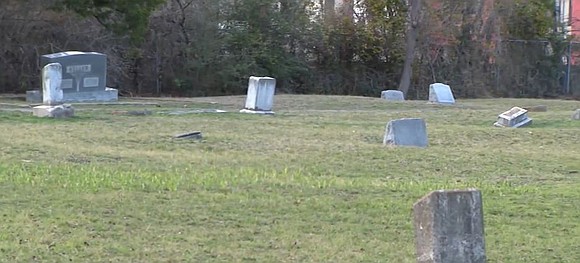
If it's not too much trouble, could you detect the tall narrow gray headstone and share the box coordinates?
[240,76,276,114]
[413,189,486,263]
[429,83,455,104]
[383,118,428,148]
[381,90,405,101]
[42,63,63,106]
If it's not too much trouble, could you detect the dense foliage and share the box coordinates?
[0,0,573,98]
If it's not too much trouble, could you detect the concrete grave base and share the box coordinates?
[26,88,118,103]
[33,104,75,118]
[239,109,275,115]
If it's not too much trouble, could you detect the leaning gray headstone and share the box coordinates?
[494,107,532,128]
[32,63,75,118]
[381,90,405,101]
[413,189,486,263]
[429,83,455,104]
[383,118,428,148]
[240,76,276,115]
[572,109,580,120]
[27,51,118,103]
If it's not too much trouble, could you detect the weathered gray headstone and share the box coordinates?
[240,76,276,114]
[381,90,405,101]
[429,83,455,104]
[383,118,428,148]
[42,63,64,106]
[27,51,118,103]
[572,109,580,120]
[494,107,532,128]
[413,189,486,263]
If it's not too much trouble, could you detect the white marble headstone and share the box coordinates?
[241,76,276,114]
[572,109,580,120]
[381,90,405,101]
[429,83,455,104]
[42,63,64,106]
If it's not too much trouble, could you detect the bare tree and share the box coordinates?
[398,0,421,96]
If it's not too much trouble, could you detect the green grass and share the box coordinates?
[0,95,579,262]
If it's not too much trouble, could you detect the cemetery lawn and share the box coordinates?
[1,95,580,262]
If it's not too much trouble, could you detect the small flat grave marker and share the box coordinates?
[429,83,455,104]
[494,107,532,128]
[175,131,203,140]
[413,189,486,263]
[383,118,428,148]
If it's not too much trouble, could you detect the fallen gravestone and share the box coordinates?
[166,109,227,115]
[174,131,203,140]
[414,189,486,263]
[32,63,75,118]
[524,105,547,112]
[381,90,405,101]
[429,83,455,105]
[383,118,428,148]
[27,51,118,103]
[494,107,532,128]
[111,109,152,116]
[240,76,276,115]
[572,109,580,120]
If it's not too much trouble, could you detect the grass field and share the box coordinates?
[0,94,579,262]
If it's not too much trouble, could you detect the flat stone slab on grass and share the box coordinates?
[413,189,486,263]
[175,131,203,140]
[33,104,75,118]
[383,118,428,148]
[429,83,455,105]
[381,90,405,101]
[494,107,532,128]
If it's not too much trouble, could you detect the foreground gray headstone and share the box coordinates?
[240,76,276,114]
[494,107,532,128]
[572,109,580,120]
[413,189,486,263]
[27,51,118,103]
[383,118,428,148]
[381,90,405,101]
[429,83,455,104]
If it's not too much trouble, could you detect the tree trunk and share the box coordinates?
[398,0,422,96]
